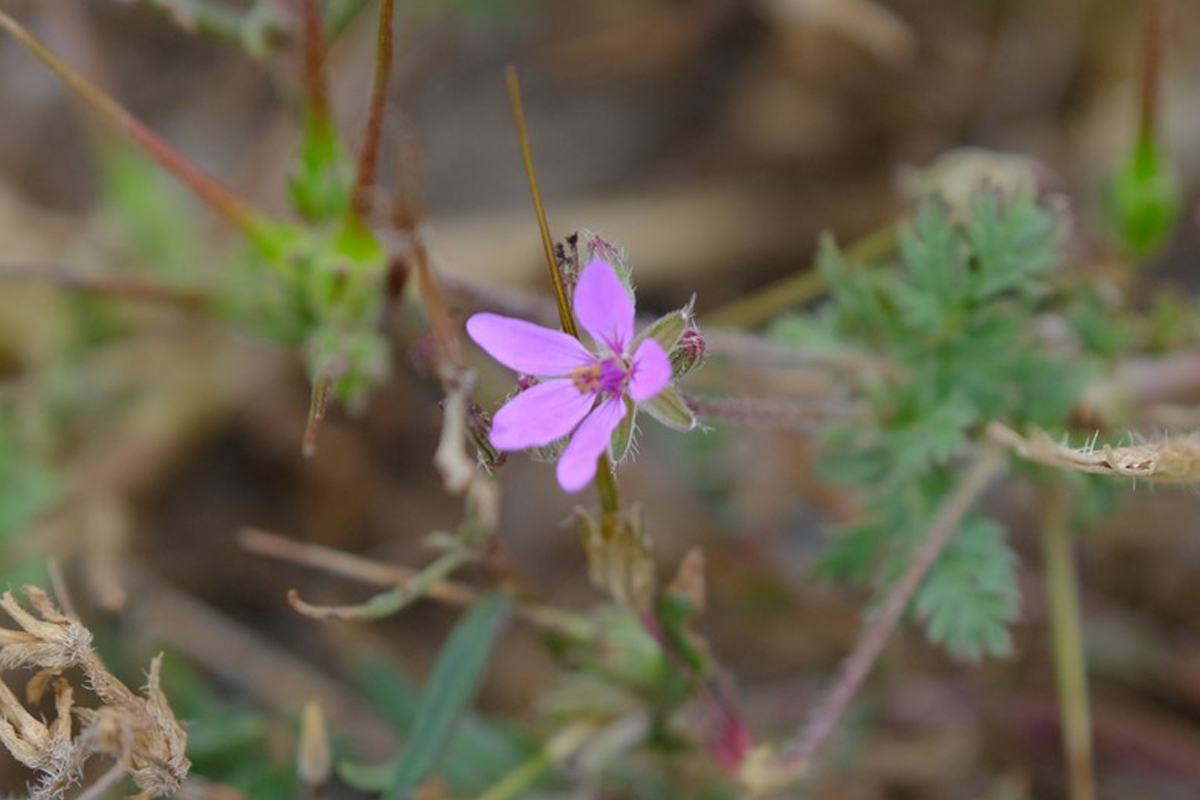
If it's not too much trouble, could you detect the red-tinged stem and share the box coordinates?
[1137,0,1166,145]
[759,448,1006,791]
[0,12,273,245]
[352,0,395,210]
[300,0,332,132]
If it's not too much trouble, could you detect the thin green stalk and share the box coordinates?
[505,64,620,513]
[704,225,896,329]
[1040,487,1096,800]
[288,544,473,621]
[473,723,594,800]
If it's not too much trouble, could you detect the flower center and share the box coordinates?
[571,357,629,396]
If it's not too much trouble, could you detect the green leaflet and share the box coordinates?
[808,184,1091,661]
[339,594,511,797]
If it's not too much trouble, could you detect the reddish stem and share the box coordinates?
[765,449,1005,788]
[300,0,332,130]
[1138,0,1166,144]
[353,0,395,210]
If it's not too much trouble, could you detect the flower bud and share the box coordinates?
[670,327,706,378]
[579,229,629,275]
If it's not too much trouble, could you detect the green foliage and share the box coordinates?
[339,594,511,796]
[0,416,56,585]
[802,187,1091,661]
[1111,134,1181,259]
[158,657,296,800]
[348,655,529,795]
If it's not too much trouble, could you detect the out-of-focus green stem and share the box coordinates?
[704,225,897,329]
[1040,487,1096,800]
[473,723,594,800]
[0,12,278,251]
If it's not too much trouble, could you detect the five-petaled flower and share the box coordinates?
[466,259,672,491]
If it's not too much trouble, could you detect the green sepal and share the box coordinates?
[642,385,696,432]
[609,397,637,462]
[632,306,690,354]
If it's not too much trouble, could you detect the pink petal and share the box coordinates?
[628,339,671,401]
[556,397,626,492]
[467,313,592,376]
[573,259,635,354]
[491,379,595,450]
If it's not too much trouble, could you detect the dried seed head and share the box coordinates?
[0,588,93,671]
[0,588,188,799]
[579,508,656,610]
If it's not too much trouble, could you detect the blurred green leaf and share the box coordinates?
[1111,135,1181,259]
[345,652,527,794]
[913,515,1019,661]
[340,595,511,796]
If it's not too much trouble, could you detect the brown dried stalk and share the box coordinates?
[988,421,1200,483]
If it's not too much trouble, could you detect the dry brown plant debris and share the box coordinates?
[988,421,1200,483]
[0,587,188,800]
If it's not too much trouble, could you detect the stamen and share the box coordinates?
[571,358,629,396]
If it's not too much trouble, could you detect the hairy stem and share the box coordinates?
[1039,487,1096,800]
[759,447,1006,790]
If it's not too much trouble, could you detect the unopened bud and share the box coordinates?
[579,229,628,274]
[297,699,331,787]
[670,327,706,377]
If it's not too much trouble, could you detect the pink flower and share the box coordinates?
[466,259,672,492]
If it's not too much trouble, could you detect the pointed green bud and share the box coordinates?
[1112,135,1181,258]
[670,327,706,378]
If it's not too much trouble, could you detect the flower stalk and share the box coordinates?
[504,65,621,510]
[1039,487,1096,800]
